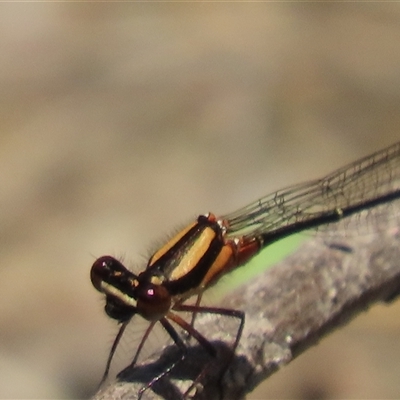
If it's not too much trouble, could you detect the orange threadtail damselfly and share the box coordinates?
[91,141,400,398]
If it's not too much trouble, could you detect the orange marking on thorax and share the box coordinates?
[201,243,234,287]
[149,221,197,266]
[170,226,217,281]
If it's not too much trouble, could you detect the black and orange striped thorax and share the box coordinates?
[140,213,261,298]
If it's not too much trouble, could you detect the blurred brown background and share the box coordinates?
[1,3,400,399]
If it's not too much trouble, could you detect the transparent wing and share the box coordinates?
[222,142,400,241]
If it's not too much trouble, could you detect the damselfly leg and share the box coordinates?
[113,304,244,399]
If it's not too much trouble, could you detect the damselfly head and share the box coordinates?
[91,255,173,322]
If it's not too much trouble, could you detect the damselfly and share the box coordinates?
[91,141,400,397]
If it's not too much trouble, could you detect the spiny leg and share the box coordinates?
[124,320,157,371]
[137,317,187,399]
[173,304,245,398]
[135,306,244,399]
[98,320,129,388]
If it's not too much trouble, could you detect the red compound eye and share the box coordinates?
[136,282,171,321]
[90,256,127,292]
